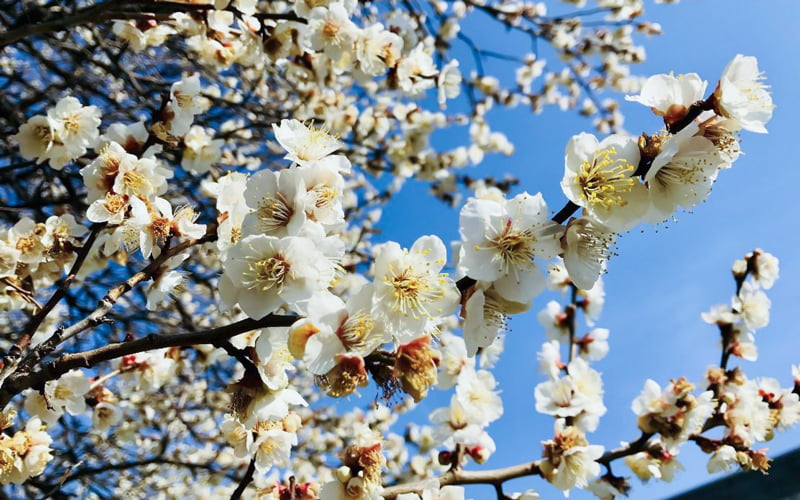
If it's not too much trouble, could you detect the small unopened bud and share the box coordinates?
[732,258,748,279]
[468,445,490,464]
[749,450,771,474]
[335,466,352,483]
[437,450,452,466]
[282,412,302,433]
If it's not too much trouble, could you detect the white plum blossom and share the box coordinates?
[168,74,204,137]
[750,249,779,289]
[305,2,358,60]
[535,357,606,432]
[181,126,223,174]
[453,369,503,428]
[537,340,563,380]
[732,282,771,331]
[253,429,297,472]
[643,123,724,223]
[540,420,604,492]
[24,370,91,426]
[436,332,474,390]
[242,168,308,237]
[287,289,383,375]
[12,97,101,169]
[438,60,462,109]
[219,234,336,319]
[273,119,351,173]
[625,445,683,482]
[561,133,648,232]
[706,445,739,473]
[632,378,715,448]
[221,415,253,458]
[371,235,459,343]
[462,283,528,357]
[459,192,561,303]
[561,216,616,290]
[715,54,773,133]
[626,73,707,120]
[355,23,403,77]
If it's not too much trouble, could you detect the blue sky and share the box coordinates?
[378,1,800,498]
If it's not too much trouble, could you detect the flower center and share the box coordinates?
[256,193,293,232]
[63,114,81,134]
[104,193,127,214]
[486,218,536,274]
[35,124,52,142]
[122,169,152,195]
[576,147,635,209]
[322,20,340,40]
[249,254,291,292]
[174,92,195,109]
[387,267,441,318]
[337,312,376,352]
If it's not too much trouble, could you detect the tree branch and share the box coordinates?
[230,457,256,500]
[0,314,297,409]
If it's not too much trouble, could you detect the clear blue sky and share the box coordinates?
[378,1,800,498]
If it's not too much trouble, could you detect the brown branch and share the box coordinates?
[0,0,304,48]
[23,228,218,373]
[382,461,541,499]
[230,457,256,500]
[0,2,133,47]
[14,223,105,353]
[0,314,297,409]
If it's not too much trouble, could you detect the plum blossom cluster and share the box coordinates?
[453,54,772,361]
[0,411,52,485]
[702,248,778,363]
[10,97,100,170]
[0,0,795,496]
[619,250,797,491]
[429,336,504,465]
[531,263,609,493]
[0,215,87,312]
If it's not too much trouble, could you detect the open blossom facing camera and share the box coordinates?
[459,192,561,303]
[273,119,351,173]
[540,420,604,492]
[167,74,204,137]
[561,133,647,232]
[371,235,459,342]
[220,234,338,319]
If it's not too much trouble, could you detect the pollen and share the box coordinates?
[312,186,338,210]
[386,267,443,319]
[122,169,152,195]
[322,20,341,40]
[174,92,195,109]
[15,235,40,255]
[257,193,293,232]
[576,147,636,210]
[63,114,81,134]
[249,254,291,292]
[150,217,171,239]
[104,193,127,214]
[486,217,536,274]
[337,312,376,351]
